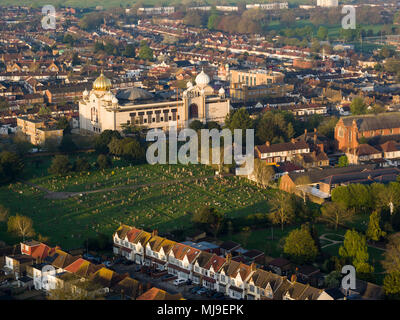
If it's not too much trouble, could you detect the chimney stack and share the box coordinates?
[266,141,270,147]
[291,138,295,144]
[152,229,158,237]
[304,129,307,135]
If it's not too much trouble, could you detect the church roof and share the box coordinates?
[116,87,154,102]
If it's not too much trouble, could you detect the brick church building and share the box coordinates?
[335,113,400,152]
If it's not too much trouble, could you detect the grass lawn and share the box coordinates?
[220,223,345,258]
[0,155,278,250]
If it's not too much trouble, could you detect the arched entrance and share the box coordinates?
[189,103,198,119]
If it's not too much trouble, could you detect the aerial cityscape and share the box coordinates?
[1,0,400,303]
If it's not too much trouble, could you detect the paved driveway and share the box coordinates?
[112,263,214,300]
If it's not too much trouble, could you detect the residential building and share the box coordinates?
[317,0,339,8]
[255,139,310,164]
[17,116,63,146]
[280,165,400,200]
[112,225,341,300]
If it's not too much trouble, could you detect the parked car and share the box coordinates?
[83,253,95,260]
[173,278,187,286]
[161,274,177,282]
[196,287,208,295]
[206,290,217,298]
[212,292,225,299]
[113,258,124,264]
[190,286,203,294]
[185,279,192,285]
[103,261,113,268]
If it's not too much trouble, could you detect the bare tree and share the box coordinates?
[268,192,295,231]
[318,202,354,231]
[382,233,400,274]
[252,158,274,187]
[7,214,35,241]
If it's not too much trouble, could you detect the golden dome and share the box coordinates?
[93,71,112,91]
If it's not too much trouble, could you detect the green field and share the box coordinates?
[0,155,277,250]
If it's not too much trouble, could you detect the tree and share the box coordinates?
[337,155,348,167]
[188,120,204,131]
[48,155,72,175]
[122,138,145,162]
[78,12,104,31]
[183,11,203,27]
[72,52,80,66]
[240,226,251,248]
[366,210,386,241]
[59,135,77,153]
[280,10,296,27]
[138,41,153,61]
[122,44,136,58]
[56,117,71,134]
[383,271,400,299]
[255,110,295,144]
[74,157,91,172]
[0,151,24,184]
[382,233,400,274]
[310,40,321,53]
[350,97,368,115]
[108,137,124,156]
[207,13,219,30]
[38,105,52,117]
[97,154,111,170]
[252,158,275,187]
[324,270,342,288]
[0,204,9,222]
[268,192,295,231]
[13,131,33,156]
[192,206,225,238]
[225,107,253,131]
[319,202,354,231]
[374,182,400,217]
[283,224,318,264]
[95,130,121,154]
[317,26,328,40]
[7,214,35,240]
[339,229,374,275]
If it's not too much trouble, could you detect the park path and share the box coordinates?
[319,233,386,252]
[21,173,234,200]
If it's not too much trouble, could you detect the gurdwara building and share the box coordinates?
[79,70,231,133]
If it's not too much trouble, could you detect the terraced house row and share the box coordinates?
[113,225,334,300]
[4,240,143,299]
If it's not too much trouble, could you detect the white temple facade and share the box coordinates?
[79,70,231,134]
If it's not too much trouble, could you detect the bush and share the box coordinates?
[74,157,91,172]
[97,154,111,170]
[48,155,72,175]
